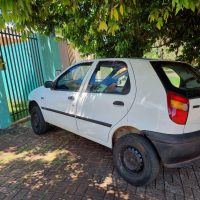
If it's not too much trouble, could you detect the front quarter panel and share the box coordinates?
[28,86,47,109]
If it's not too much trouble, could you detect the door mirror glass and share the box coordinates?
[44,81,54,88]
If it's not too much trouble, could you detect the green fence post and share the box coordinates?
[0,70,11,129]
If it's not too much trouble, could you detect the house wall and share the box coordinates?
[59,40,70,70]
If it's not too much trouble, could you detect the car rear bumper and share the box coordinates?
[143,130,200,168]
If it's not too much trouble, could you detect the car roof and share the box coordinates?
[79,58,188,65]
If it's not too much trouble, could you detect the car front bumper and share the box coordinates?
[143,130,200,168]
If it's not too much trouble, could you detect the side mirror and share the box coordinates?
[44,81,54,89]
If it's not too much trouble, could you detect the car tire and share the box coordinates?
[30,106,49,135]
[113,133,160,186]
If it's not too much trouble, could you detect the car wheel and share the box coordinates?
[30,106,49,135]
[113,134,160,186]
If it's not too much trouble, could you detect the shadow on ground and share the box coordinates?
[0,124,199,200]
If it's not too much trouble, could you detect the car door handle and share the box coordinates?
[68,96,75,100]
[113,101,124,106]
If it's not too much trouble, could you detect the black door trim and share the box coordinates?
[41,107,112,127]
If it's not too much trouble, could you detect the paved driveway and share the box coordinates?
[0,124,199,200]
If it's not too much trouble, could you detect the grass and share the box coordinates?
[8,100,28,113]
[7,100,29,122]
[168,76,180,88]
[163,67,181,88]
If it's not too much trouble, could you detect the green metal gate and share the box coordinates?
[0,27,44,122]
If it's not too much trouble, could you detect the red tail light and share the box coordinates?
[167,91,189,125]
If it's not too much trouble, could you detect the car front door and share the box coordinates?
[76,60,136,143]
[42,62,93,133]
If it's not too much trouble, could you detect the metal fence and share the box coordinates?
[0,27,44,122]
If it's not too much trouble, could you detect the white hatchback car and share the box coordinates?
[29,58,200,186]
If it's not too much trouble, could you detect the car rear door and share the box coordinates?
[76,60,136,143]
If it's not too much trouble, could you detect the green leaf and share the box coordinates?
[189,1,196,12]
[113,8,119,21]
[113,24,120,31]
[108,24,120,35]
[21,33,28,41]
[84,35,89,44]
[72,3,77,13]
[120,4,124,16]
[110,9,113,19]
[0,17,5,29]
[149,9,159,22]
[132,0,136,5]
[148,13,155,22]
[176,5,182,15]
[25,0,32,14]
[172,0,176,8]
[99,21,108,31]
[156,17,163,30]
[164,10,169,21]
[149,13,154,22]
[62,0,70,6]
[182,0,190,9]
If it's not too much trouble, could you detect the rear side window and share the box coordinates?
[163,67,181,88]
[162,65,200,89]
[151,61,200,98]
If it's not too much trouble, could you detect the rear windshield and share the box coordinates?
[151,61,200,98]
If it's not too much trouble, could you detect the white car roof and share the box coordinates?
[79,58,188,65]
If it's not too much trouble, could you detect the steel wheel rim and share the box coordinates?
[121,146,144,173]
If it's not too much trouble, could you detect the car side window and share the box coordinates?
[87,61,130,94]
[56,63,92,91]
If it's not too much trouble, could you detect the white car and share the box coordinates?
[28,58,200,186]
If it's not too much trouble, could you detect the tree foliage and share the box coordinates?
[0,0,200,64]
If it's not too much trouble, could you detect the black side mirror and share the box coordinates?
[44,81,54,89]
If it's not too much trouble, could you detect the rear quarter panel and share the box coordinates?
[184,98,200,133]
